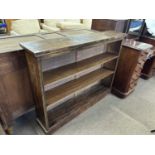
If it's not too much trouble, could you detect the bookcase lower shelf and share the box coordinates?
[46,68,114,109]
[38,85,110,134]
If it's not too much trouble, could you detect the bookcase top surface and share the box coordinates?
[37,33,65,40]
[20,30,126,57]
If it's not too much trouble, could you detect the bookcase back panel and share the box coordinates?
[106,40,122,54]
[101,75,113,87]
[77,43,106,61]
[103,59,117,71]
[47,82,108,126]
[41,51,76,72]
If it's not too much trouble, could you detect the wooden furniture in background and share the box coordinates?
[0,32,75,134]
[92,19,128,32]
[125,20,155,80]
[139,36,155,79]
[0,35,44,133]
[141,56,155,79]
[21,30,125,134]
[112,39,153,98]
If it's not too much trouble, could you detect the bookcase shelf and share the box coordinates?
[21,30,125,134]
[47,85,110,129]
[43,52,118,91]
[45,68,114,109]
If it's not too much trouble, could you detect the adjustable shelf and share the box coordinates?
[21,30,125,134]
[45,68,114,109]
[43,53,118,91]
[48,85,110,128]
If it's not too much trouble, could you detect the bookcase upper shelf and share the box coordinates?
[43,52,118,91]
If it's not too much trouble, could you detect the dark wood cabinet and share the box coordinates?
[21,30,125,134]
[0,52,34,129]
[112,39,154,98]
[141,56,155,79]
[0,35,43,132]
[139,36,155,79]
[125,20,155,80]
[92,19,128,32]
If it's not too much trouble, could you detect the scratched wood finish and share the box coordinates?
[21,30,125,134]
[20,30,126,58]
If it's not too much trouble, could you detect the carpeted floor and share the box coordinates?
[13,76,155,135]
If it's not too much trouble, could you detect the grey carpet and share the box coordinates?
[13,76,155,135]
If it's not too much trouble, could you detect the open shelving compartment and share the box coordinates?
[22,31,124,134]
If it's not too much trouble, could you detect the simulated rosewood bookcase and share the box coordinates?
[21,30,125,134]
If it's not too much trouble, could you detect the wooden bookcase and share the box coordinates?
[21,30,125,134]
